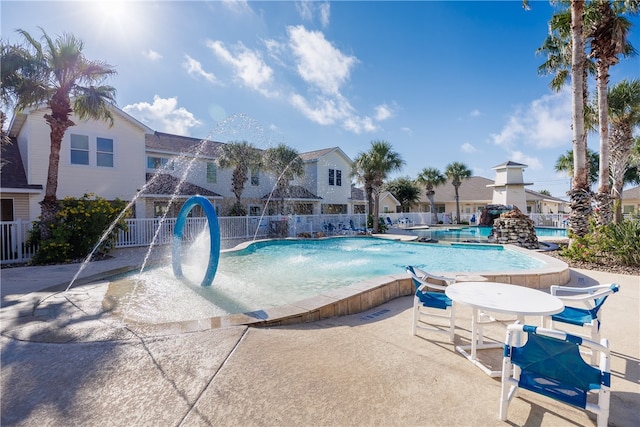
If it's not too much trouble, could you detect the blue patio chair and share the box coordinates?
[349,219,365,234]
[405,266,456,342]
[548,283,619,365]
[499,324,610,427]
[386,216,393,227]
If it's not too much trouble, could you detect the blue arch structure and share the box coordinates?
[172,195,221,287]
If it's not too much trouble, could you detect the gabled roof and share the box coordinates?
[525,188,568,203]
[8,102,154,138]
[0,138,43,191]
[430,176,495,202]
[350,185,365,201]
[145,132,223,157]
[298,147,352,163]
[141,173,222,198]
[622,185,640,199]
[261,185,322,200]
[492,160,528,169]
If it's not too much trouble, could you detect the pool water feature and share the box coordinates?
[411,226,567,242]
[110,236,551,324]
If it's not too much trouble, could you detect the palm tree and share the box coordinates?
[589,0,637,226]
[262,144,304,217]
[1,28,117,239]
[352,141,404,233]
[554,148,600,186]
[444,162,472,224]
[567,0,592,238]
[608,79,640,223]
[351,151,375,223]
[416,167,446,225]
[216,140,262,216]
[385,177,421,213]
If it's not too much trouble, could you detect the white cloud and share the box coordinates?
[401,127,413,136]
[221,0,251,14]
[490,89,572,149]
[375,104,393,121]
[296,1,330,27]
[461,142,477,153]
[142,49,162,61]
[123,95,201,136]
[319,2,331,27]
[182,55,218,84]
[508,151,543,170]
[289,93,377,134]
[287,25,357,95]
[470,109,481,117]
[206,40,277,97]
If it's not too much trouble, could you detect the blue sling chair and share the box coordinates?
[500,324,610,426]
[548,283,619,365]
[405,266,456,342]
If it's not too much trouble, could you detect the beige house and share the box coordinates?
[621,186,640,216]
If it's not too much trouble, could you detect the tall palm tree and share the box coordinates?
[589,0,637,225]
[1,28,117,239]
[262,144,304,216]
[554,148,600,186]
[216,140,262,216]
[444,162,472,224]
[608,79,640,223]
[416,167,446,225]
[567,0,591,238]
[351,151,376,222]
[385,177,421,213]
[352,141,404,233]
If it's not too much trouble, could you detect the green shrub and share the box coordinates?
[28,194,129,265]
[561,219,640,267]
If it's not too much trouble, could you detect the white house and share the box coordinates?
[1,104,361,223]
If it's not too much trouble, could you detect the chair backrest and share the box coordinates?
[405,266,454,291]
[591,284,619,317]
[504,324,610,409]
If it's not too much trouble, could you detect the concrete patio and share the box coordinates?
[1,247,638,426]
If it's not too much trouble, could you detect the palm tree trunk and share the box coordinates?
[610,124,633,224]
[568,0,591,238]
[595,62,613,226]
[454,187,461,224]
[427,191,438,225]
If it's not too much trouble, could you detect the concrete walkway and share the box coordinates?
[1,248,638,426]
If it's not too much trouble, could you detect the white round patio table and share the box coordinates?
[445,282,564,377]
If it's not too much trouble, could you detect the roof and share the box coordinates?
[0,138,43,191]
[261,185,322,200]
[298,147,352,163]
[491,160,528,169]
[141,173,222,198]
[622,185,640,199]
[8,102,154,138]
[429,176,495,203]
[145,132,223,158]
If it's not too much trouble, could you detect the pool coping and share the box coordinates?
[128,238,570,336]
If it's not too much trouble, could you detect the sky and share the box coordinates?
[2,0,639,198]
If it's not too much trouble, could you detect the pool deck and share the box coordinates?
[2,243,639,426]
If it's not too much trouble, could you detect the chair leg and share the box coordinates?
[448,303,456,342]
[412,298,419,336]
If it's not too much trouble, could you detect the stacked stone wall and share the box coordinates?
[488,208,539,249]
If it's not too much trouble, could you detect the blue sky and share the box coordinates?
[2,1,639,198]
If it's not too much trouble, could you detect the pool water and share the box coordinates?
[113,237,547,323]
[411,226,567,242]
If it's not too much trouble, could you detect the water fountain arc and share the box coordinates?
[172,195,221,287]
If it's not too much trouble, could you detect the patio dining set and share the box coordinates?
[405,265,620,427]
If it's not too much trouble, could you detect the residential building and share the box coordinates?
[621,186,640,216]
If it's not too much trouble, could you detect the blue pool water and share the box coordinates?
[116,237,547,322]
[411,226,567,242]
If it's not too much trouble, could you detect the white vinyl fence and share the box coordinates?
[0,214,368,265]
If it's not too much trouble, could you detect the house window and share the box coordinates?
[328,169,342,186]
[207,162,217,183]
[96,137,114,167]
[250,169,259,186]
[153,202,169,217]
[147,156,172,170]
[1,199,14,221]
[70,134,89,165]
[249,205,262,216]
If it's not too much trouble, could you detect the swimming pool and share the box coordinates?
[410,226,567,242]
[111,237,549,323]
